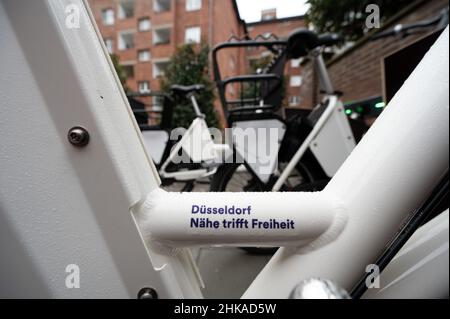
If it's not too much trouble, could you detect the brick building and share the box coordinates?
[88,0,246,96]
[88,0,447,124]
[87,0,310,123]
[299,0,448,117]
[246,13,306,107]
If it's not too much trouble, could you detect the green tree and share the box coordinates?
[161,43,218,129]
[110,54,129,92]
[306,0,413,41]
[242,54,287,106]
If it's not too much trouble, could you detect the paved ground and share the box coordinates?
[163,180,274,299]
[193,247,273,299]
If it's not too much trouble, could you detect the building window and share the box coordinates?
[138,18,151,32]
[186,0,202,11]
[104,38,114,54]
[153,27,171,45]
[101,8,115,26]
[138,50,151,62]
[185,26,201,44]
[118,0,134,19]
[122,64,135,78]
[153,60,170,78]
[118,31,134,50]
[289,96,301,106]
[153,96,164,112]
[138,81,151,94]
[291,58,302,68]
[290,75,303,87]
[154,0,171,13]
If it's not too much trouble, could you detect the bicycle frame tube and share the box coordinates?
[272,50,345,191]
[136,28,449,296]
[189,95,204,118]
[159,118,213,181]
[1,0,447,299]
[243,27,449,298]
[134,189,344,249]
[314,49,335,94]
[271,95,339,191]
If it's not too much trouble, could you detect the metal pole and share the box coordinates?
[190,94,205,118]
[314,50,335,95]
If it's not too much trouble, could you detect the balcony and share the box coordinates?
[118,0,134,19]
[153,26,171,45]
[153,59,170,79]
[118,30,134,51]
[154,0,171,13]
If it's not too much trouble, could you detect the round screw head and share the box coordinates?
[138,287,158,299]
[68,127,90,147]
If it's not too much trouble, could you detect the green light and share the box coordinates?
[356,106,364,114]
[375,102,386,109]
[345,109,353,115]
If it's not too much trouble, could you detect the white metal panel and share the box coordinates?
[233,119,286,183]
[182,118,219,163]
[363,210,449,299]
[0,0,201,298]
[310,101,356,177]
[141,130,169,165]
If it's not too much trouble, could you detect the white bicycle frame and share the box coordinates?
[0,0,448,298]
[146,46,355,187]
[272,51,356,191]
[143,94,228,182]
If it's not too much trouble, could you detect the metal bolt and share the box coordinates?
[68,127,90,147]
[137,287,158,299]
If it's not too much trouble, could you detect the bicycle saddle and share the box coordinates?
[286,29,343,58]
[170,84,205,96]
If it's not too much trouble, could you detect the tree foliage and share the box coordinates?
[306,0,413,41]
[110,54,129,92]
[242,55,287,105]
[161,43,218,129]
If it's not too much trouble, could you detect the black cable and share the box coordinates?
[351,170,449,299]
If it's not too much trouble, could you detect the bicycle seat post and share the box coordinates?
[312,48,335,95]
[188,93,205,118]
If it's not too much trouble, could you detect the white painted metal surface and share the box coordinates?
[363,210,449,299]
[0,0,202,298]
[272,95,347,191]
[134,188,344,248]
[310,100,356,177]
[181,118,219,163]
[0,0,448,300]
[243,27,449,298]
[158,117,226,181]
[142,130,169,165]
[233,119,286,183]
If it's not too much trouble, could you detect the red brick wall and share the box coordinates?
[210,0,247,126]
[89,0,176,92]
[299,0,448,109]
[88,0,247,127]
